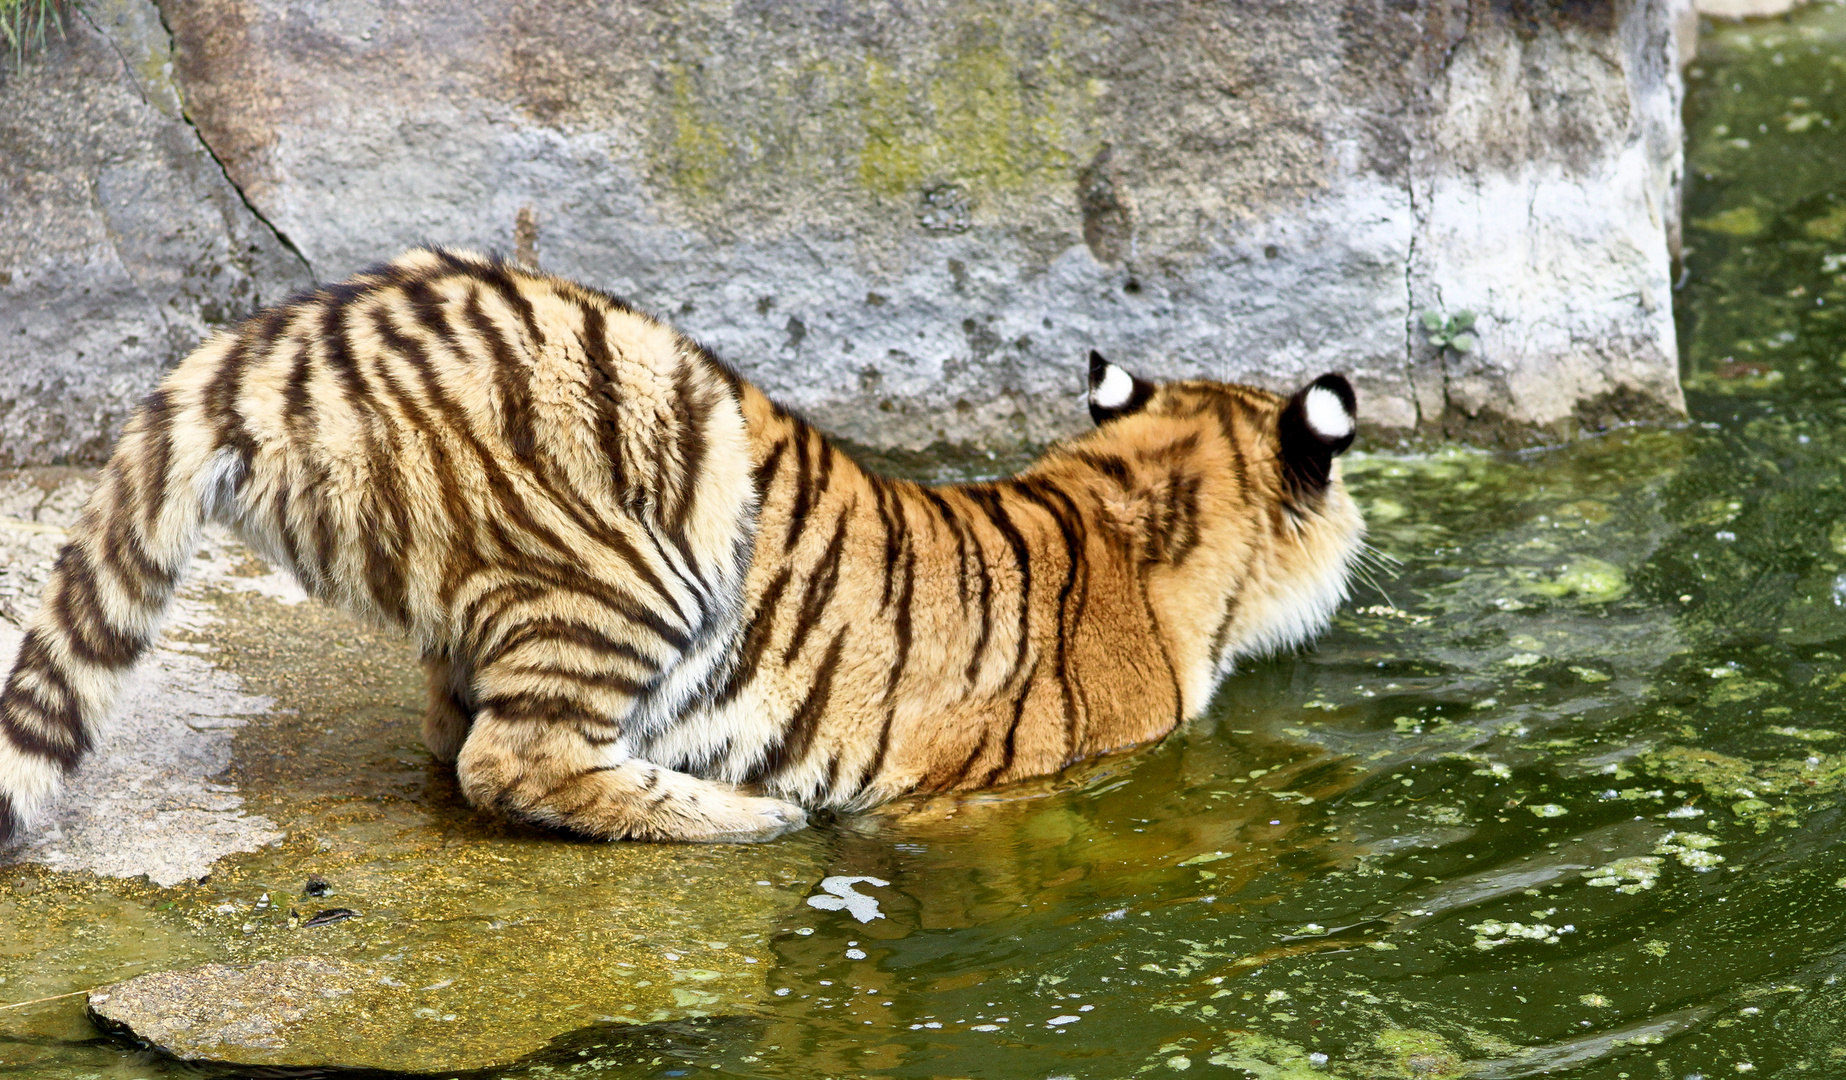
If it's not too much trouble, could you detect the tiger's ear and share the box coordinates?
[1088,350,1155,425]
[1278,373,1357,491]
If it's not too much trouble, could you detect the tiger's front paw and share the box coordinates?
[686,794,809,843]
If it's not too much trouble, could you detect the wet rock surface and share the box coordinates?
[0,467,824,1071]
[0,471,283,884]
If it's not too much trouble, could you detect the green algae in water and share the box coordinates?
[1528,557,1630,603]
[1372,1028,1467,1079]
[1683,3,1846,399]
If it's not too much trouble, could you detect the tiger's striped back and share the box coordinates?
[0,251,1363,845]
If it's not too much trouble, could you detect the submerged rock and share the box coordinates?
[85,955,771,1072]
[88,958,392,1066]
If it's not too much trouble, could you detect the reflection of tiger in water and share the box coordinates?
[0,249,1364,844]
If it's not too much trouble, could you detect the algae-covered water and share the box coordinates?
[9,9,1846,1079]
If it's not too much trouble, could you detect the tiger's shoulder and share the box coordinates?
[668,351,1366,809]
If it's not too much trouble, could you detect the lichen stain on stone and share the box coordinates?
[646,6,1098,214]
[858,56,926,197]
[921,25,1074,194]
[658,62,732,201]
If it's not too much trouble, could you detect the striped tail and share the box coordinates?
[0,387,229,844]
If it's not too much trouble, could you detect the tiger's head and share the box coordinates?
[1057,351,1367,715]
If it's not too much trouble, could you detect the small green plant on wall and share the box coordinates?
[1421,310,1478,354]
[2,0,62,61]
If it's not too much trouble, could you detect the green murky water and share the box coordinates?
[11,8,1846,1079]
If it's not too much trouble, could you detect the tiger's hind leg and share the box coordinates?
[452,618,806,842]
[420,655,473,765]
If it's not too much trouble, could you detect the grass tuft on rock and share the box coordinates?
[1,0,63,62]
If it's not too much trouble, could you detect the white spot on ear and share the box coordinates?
[1304,386,1353,440]
[1092,363,1135,410]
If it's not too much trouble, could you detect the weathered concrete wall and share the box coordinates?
[1,0,1689,464]
[1406,0,1690,440]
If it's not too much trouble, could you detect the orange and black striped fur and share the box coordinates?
[0,249,1364,844]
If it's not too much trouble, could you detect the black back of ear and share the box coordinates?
[1088,350,1155,425]
[1278,373,1358,493]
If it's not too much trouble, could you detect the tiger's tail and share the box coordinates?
[0,381,235,844]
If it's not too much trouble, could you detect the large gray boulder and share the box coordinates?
[0,0,309,467]
[2,0,1690,460]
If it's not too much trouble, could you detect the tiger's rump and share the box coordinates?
[0,249,789,844]
[254,255,749,694]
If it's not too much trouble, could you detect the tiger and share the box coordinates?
[0,248,1364,845]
